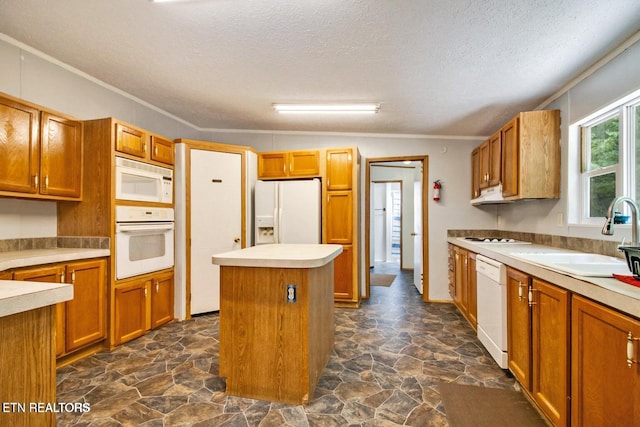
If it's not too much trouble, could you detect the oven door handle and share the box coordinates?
[116,222,175,233]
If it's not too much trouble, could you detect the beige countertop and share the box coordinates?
[448,237,640,318]
[0,280,73,317]
[0,248,110,272]
[212,244,343,268]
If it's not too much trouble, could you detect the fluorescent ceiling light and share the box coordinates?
[273,103,380,114]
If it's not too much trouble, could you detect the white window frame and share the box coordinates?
[572,89,640,226]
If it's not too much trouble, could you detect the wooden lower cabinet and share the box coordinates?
[0,271,11,279]
[451,246,476,329]
[13,259,106,358]
[571,295,640,426]
[333,245,353,300]
[506,268,569,426]
[114,269,174,346]
[506,268,532,389]
[531,278,570,427]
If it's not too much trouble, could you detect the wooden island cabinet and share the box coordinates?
[0,278,72,427]
[213,244,342,405]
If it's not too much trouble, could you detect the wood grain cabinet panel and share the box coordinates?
[333,245,353,300]
[258,150,320,179]
[471,148,480,199]
[531,278,570,427]
[64,259,106,352]
[506,267,532,389]
[13,259,107,357]
[326,191,353,244]
[40,112,82,198]
[0,93,83,201]
[13,265,66,357]
[0,306,56,427]
[150,271,174,329]
[326,148,353,190]
[289,150,319,176]
[114,277,149,346]
[0,96,40,194]
[0,271,12,279]
[571,295,640,427]
[151,135,174,165]
[116,123,147,158]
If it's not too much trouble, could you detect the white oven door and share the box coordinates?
[115,222,175,279]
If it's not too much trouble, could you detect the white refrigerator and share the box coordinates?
[255,179,321,244]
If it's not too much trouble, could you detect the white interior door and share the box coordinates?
[413,180,423,294]
[372,183,386,263]
[190,150,242,314]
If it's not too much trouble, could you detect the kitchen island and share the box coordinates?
[212,244,342,405]
[0,279,73,426]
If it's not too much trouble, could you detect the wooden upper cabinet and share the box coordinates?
[488,131,501,187]
[150,136,174,165]
[502,110,560,200]
[258,150,320,179]
[258,152,287,178]
[115,123,147,158]
[326,148,353,190]
[0,93,83,200]
[40,112,82,198]
[501,116,519,198]
[0,96,40,194]
[471,148,480,199]
[289,150,319,177]
[478,140,490,189]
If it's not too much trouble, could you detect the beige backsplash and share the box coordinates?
[447,230,624,259]
[0,237,110,253]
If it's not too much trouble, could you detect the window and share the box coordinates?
[578,92,640,222]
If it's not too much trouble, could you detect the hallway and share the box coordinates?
[56,268,517,426]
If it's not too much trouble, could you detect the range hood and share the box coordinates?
[470,184,513,205]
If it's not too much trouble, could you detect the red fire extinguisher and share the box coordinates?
[433,180,442,201]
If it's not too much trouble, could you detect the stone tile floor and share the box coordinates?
[56,263,517,426]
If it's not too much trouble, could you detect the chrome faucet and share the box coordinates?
[602,196,640,246]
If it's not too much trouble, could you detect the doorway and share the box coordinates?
[365,156,429,301]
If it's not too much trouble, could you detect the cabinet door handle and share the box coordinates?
[627,332,639,367]
[154,145,158,156]
[144,287,148,297]
[60,271,65,283]
[34,174,39,188]
[71,270,76,284]
[518,281,526,301]
[528,288,537,307]
[155,281,159,293]
[44,175,49,189]
[143,142,147,154]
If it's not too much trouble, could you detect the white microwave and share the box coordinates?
[115,157,173,204]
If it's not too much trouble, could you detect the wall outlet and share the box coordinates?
[497,215,503,227]
[557,212,564,227]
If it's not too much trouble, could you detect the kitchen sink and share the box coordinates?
[509,251,630,277]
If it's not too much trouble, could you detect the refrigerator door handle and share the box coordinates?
[277,207,283,243]
[273,207,279,243]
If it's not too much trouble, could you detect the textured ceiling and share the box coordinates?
[0,0,639,137]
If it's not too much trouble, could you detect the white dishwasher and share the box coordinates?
[475,254,508,369]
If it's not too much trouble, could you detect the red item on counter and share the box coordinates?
[612,274,640,288]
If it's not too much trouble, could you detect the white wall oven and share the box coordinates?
[115,206,175,279]
[115,157,173,204]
